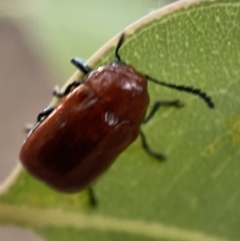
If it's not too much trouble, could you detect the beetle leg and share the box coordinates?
[143,99,184,124]
[71,57,92,74]
[141,100,184,160]
[37,106,55,123]
[25,106,55,135]
[54,57,91,98]
[139,130,166,161]
[53,80,84,98]
[88,186,97,207]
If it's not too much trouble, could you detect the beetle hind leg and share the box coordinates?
[37,106,55,123]
[24,106,55,135]
[88,186,97,207]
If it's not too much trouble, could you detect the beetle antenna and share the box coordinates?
[115,33,125,61]
[115,34,214,108]
[145,75,214,108]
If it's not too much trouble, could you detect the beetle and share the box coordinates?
[20,34,214,205]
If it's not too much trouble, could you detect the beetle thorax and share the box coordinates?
[85,63,149,125]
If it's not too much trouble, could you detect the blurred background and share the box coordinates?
[0,0,176,240]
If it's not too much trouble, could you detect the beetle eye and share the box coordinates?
[109,60,125,66]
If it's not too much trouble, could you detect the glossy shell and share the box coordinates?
[20,63,149,192]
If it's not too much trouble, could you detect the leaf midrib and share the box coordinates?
[0,203,235,241]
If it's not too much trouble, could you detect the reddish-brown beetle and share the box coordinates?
[20,34,214,204]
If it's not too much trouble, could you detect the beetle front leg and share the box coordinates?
[143,99,184,124]
[71,57,92,74]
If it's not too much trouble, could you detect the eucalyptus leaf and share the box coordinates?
[1,0,240,240]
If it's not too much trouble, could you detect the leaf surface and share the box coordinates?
[1,0,240,240]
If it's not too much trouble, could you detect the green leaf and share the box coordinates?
[1,0,240,240]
